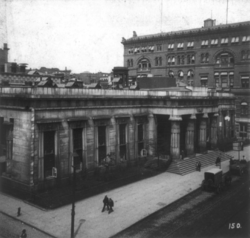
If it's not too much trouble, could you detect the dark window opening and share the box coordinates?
[44,131,55,178]
[119,124,127,160]
[138,124,144,155]
[98,126,106,164]
[73,128,83,170]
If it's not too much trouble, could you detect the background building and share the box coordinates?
[122,19,250,140]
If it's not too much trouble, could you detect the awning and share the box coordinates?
[241,76,249,79]
[229,72,234,75]
[241,102,248,105]
[221,72,228,75]
[201,77,208,80]
[114,114,130,118]
[214,72,219,76]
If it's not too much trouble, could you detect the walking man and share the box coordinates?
[102,195,109,212]
[108,198,114,214]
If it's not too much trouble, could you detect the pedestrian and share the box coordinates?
[216,157,220,166]
[20,229,27,238]
[198,161,201,172]
[195,162,199,171]
[102,195,109,212]
[108,198,114,214]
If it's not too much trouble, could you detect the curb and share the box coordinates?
[0,210,57,238]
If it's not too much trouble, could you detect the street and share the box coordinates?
[0,212,53,238]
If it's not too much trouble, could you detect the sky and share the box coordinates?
[0,0,250,74]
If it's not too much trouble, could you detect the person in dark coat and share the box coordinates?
[102,195,109,212]
[197,161,201,172]
[108,198,114,214]
[20,229,27,238]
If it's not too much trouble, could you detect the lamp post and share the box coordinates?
[71,165,76,238]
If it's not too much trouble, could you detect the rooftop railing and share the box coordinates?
[0,87,235,99]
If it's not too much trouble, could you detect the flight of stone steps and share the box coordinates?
[167,150,233,176]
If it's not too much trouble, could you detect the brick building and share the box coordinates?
[122,19,250,140]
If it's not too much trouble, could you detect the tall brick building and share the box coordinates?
[122,19,250,140]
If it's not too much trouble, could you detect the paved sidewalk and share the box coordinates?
[0,146,249,238]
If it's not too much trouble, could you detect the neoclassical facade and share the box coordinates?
[122,19,250,140]
[0,86,235,193]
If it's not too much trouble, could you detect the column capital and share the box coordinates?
[169,115,182,121]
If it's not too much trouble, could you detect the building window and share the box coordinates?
[211,39,218,46]
[137,124,144,156]
[155,57,158,66]
[156,44,162,51]
[241,102,248,115]
[167,56,171,65]
[177,43,184,49]
[0,120,13,158]
[168,43,174,50]
[242,35,250,43]
[239,123,247,138]
[187,42,194,48]
[187,55,191,64]
[44,131,55,178]
[241,50,250,60]
[221,73,228,88]
[171,56,175,65]
[200,77,208,87]
[128,48,134,54]
[178,70,184,79]
[201,53,209,63]
[73,128,83,170]
[119,124,127,160]
[148,46,154,52]
[169,70,174,78]
[216,52,234,67]
[98,126,107,164]
[181,55,185,65]
[141,46,147,52]
[241,76,249,88]
[177,55,181,65]
[191,55,195,64]
[231,37,239,44]
[138,59,151,71]
[127,60,130,67]
[187,70,194,86]
[201,40,209,48]
[221,38,229,45]
[229,72,234,87]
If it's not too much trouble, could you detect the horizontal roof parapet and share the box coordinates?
[0,87,235,99]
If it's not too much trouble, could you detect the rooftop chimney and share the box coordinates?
[133,31,137,37]
[204,19,216,28]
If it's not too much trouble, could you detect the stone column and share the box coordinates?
[109,116,116,161]
[199,113,208,153]
[185,114,196,156]
[211,113,218,149]
[170,116,182,160]
[129,115,135,160]
[148,113,156,156]
[86,118,95,168]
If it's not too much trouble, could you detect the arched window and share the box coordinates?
[155,57,158,66]
[169,70,174,78]
[127,60,130,67]
[205,53,209,63]
[177,55,181,65]
[216,52,234,66]
[191,55,195,64]
[130,59,133,67]
[159,57,162,66]
[171,56,175,65]
[187,55,191,64]
[138,58,151,71]
[181,55,185,65]
[241,102,248,115]
[187,70,194,79]
[178,70,184,79]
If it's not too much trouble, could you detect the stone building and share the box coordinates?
[0,86,235,193]
[122,19,250,140]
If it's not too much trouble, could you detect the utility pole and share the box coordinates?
[71,165,76,238]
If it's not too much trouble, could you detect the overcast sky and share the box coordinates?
[0,0,250,73]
